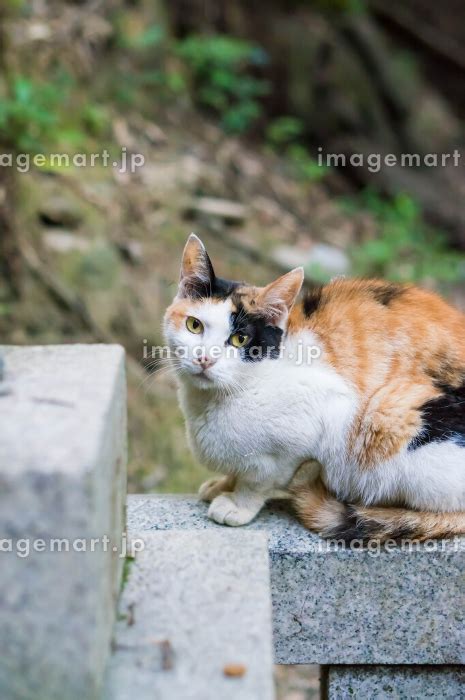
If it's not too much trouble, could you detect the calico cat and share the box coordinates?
[163,233,465,542]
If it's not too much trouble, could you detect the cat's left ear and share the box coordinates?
[257,267,304,325]
[178,233,215,298]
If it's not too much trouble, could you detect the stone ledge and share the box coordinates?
[0,345,127,700]
[326,665,465,699]
[104,531,275,700]
[127,495,465,665]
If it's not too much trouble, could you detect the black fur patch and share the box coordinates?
[326,505,415,544]
[324,504,389,543]
[186,274,241,300]
[325,504,369,543]
[230,304,283,362]
[211,276,241,299]
[302,286,324,317]
[368,283,405,306]
[409,380,465,450]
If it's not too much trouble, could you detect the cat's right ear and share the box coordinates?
[178,233,215,298]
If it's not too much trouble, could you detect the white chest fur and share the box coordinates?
[178,356,357,486]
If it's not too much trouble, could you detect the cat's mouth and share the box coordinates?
[189,367,215,386]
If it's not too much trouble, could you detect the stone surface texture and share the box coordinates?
[0,345,127,700]
[327,665,465,699]
[127,495,465,665]
[104,530,275,700]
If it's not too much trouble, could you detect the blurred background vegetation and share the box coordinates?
[1,0,465,502]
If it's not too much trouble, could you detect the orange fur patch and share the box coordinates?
[291,479,465,542]
[288,279,465,467]
[164,299,193,330]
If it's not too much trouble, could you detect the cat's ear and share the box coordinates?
[257,267,304,324]
[178,233,215,298]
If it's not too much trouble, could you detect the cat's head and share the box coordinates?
[163,234,303,390]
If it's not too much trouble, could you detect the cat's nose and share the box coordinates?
[193,356,216,370]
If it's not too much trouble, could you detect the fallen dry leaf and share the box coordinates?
[223,663,247,678]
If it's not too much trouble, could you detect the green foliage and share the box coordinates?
[0,72,113,153]
[266,116,304,146]
[176,35,270,133]
[2,0,27,12]
[0,75,69,151]
[113,66,185,108]
[302,0,366,13]
[0,302,12,317]
[117,23,165,51]
[111,17,185,107]
[81,103,111,138]
[266,117,329,181]
[305,262,334,284]
[347,191,465,284]
[287,144,330,182]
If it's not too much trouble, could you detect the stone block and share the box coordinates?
[0,345,127,700]
[104,530,274,700]
[126,495,465,665]
[326,665,465,699]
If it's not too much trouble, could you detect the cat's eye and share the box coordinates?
[186,316,204,334]
[230,332,249,348]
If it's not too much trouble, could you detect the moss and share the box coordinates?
[120,555,135,593]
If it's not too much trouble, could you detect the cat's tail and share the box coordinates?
[291,479,465,542]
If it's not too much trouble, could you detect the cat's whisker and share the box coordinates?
[140,356,178,372]
[137,361,185,391]
[152,363,184,378]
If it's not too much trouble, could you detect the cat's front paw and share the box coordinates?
[207,494,260,527]
[198,475,236,502]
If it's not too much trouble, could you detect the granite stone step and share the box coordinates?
[0,345,127,700]
[104,530,275,700]
[326,665,465,699]
[126,495,465,665]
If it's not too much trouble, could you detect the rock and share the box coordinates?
[39,196,83,229]
[252,196,298,232]
[187,197,247,224]
[273,243,350,276]
[308,242,350,275]
[116,240,144,265]
[27,22,52,41]
[131,116,168,145]
[273,248,305,271]
[112,118,138,151]
[139,156,209,194]
[42,230,91,253]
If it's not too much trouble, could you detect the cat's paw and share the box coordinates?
[198,475,236,502]
[207,494,260,527]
